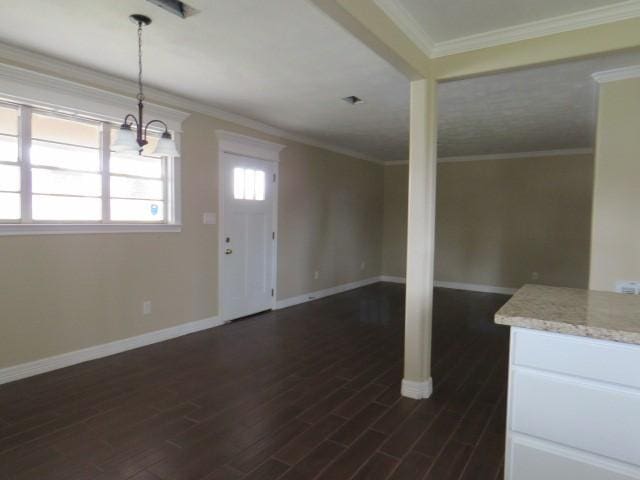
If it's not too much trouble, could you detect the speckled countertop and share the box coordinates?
[495,284,640,345]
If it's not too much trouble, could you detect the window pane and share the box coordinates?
[255,171,265,201]
[0,135,18,163]
[0,192,20,219]
[31,141,100,172]
[0,164,20,192]
[244,169,255,200]
[32,195,101,221]
[32,113,100,148]
[32,168,101,197]
[0,105,18,136]
[110,154,162,179]
[234,167,245,200]
[110,176,163,200]
[111,199,164,222]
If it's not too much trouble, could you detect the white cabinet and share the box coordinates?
[505,328,640,480]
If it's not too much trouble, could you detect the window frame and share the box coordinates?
[0,101,181,235]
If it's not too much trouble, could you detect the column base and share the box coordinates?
[401,378,433,399]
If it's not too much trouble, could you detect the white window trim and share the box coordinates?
[0,62,189,235]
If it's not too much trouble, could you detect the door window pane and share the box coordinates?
[32,168,101,197]
[111,199,164,222]
[234,167,266,201]
[255,171,265,201]
[0,192,20,219]
[0,105,18,136]
[110,176,163,200]
[234,167,245,200]
[0,135,18,163]
[32,195,101,221]
[0,164,20,192]
[110,154,163,178]
[31,141,100,172]
[33,113,100,148]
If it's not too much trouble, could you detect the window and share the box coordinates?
[0,101,179,231]
[234,167,265,201]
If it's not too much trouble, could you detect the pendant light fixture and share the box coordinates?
[112,14,179,157]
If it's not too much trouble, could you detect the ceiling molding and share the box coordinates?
[375,0,640,59]
[383,148,594,166]
[372,0,435,56]
[592,64,640,83]
[0,41,384,165]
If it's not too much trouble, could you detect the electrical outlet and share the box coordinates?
[314,271,320,280]
[360,261,366,271]
[531,272,539,281]
[143,301,152,316]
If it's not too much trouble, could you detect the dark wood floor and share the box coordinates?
[0,283,511,480]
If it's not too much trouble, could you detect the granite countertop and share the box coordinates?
[495,284,640,345]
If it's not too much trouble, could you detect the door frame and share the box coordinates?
[215,130,285,322]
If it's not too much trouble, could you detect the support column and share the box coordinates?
[401,78,438,399]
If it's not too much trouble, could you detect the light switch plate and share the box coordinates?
[203,212,216,225]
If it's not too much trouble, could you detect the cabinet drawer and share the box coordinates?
[509,435,640,480]
[511,368,640,465]
[512,328,640,389]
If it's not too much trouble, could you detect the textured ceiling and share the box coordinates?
[397,0,631,42]
[0,0,410,162]
[438,50,640,158]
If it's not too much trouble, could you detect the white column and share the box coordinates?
[401,78,438,399]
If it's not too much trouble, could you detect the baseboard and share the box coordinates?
[434,280,518,295]
[380,277,518,294]
[275,276,381,309]
[0,316,226,385]
[401,378,433,399]
[379,275,406,284]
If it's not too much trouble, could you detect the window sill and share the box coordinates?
[0,224,182,236]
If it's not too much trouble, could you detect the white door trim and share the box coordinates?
[215,130,285,322]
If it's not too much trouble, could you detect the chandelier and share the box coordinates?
[112,14,178,156]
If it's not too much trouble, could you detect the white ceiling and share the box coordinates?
[377,0,640,57]
[0,1,638,162]
[398,0,630,43]
[0,0,410,162]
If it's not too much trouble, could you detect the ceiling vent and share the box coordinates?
[342,96,364,105]
[145,0,197,18]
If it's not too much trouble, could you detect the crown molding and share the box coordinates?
[383,148,594,166]
[592,65,640,83]
[0,41,384,165]
[375,0,640,59]
[372,0,435,56]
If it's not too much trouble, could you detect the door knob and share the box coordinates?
[225,248,233,255]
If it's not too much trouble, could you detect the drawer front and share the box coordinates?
[511,368,640,465]
[509,435,640,480]
[512,328,640,389]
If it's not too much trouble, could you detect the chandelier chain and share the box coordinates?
[137,21,144,102]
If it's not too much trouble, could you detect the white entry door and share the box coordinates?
[220,152,277,321]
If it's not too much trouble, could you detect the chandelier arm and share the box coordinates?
[122,113,140,128]
[144,119,170,139]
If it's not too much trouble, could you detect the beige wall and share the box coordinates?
[382,154,594,289]
[590,77,640,291]
[382,164,408,278]
[0,112,383,369]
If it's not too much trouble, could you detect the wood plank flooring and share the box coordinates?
[0,283,511,480]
